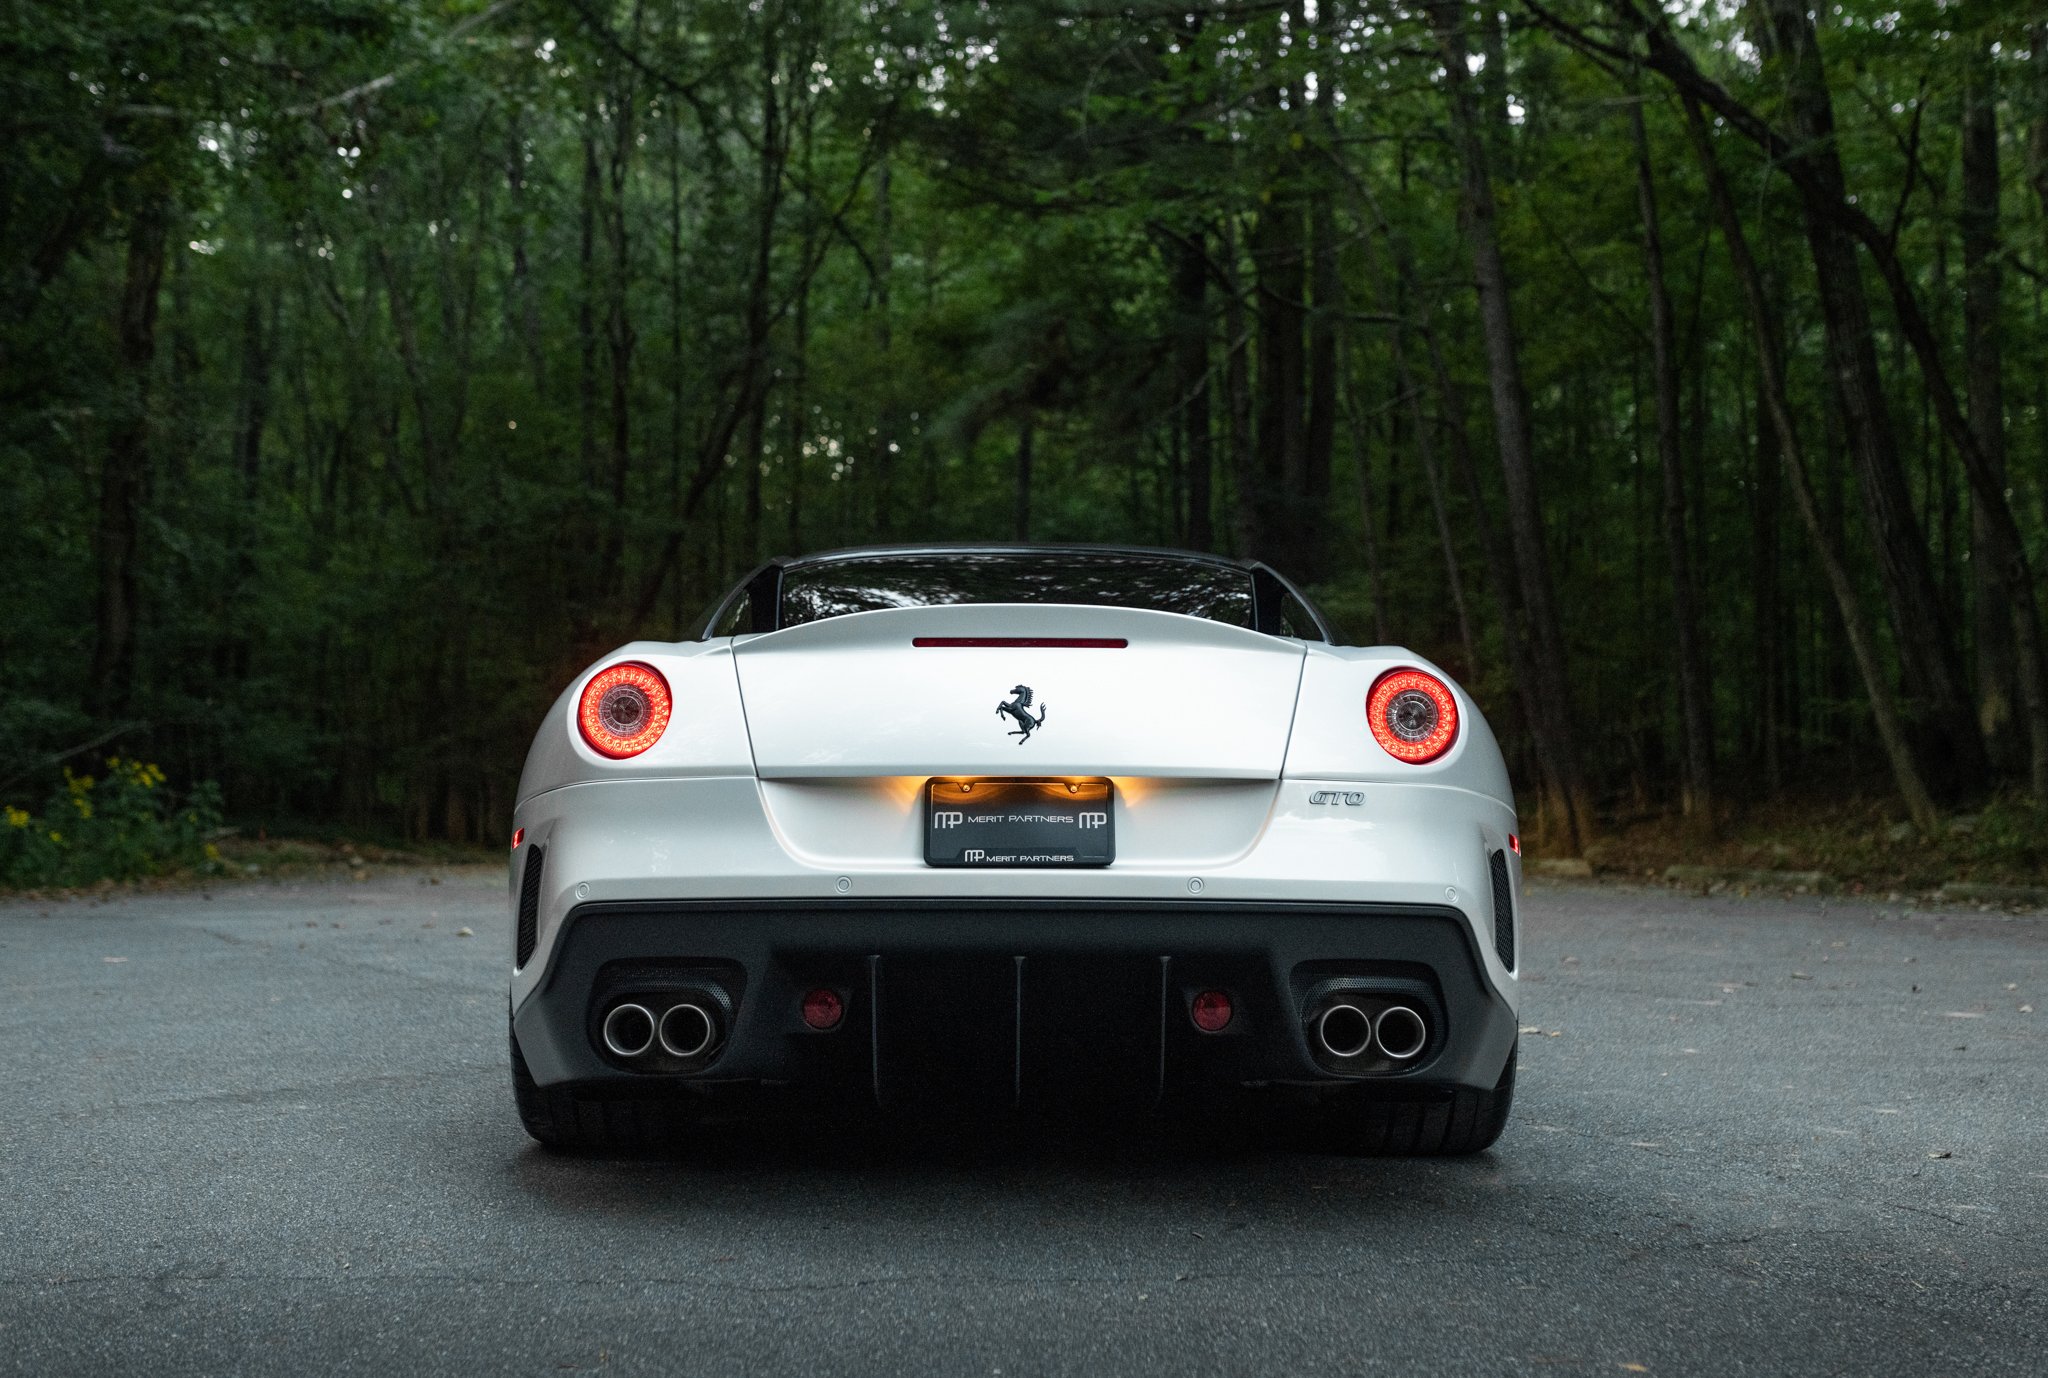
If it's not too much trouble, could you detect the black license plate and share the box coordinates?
[924,778,1114,868]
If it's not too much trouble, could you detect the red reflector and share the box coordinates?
[801,988,845,1031]
[1190,989,1233,1033]
[511,827,524,851]
[1508,834,1521,855]
[911,637,1128,648]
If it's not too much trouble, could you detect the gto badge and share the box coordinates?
[1309,790,1364,806]
[996,684,1047,743]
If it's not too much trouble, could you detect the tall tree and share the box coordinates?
[1960,14,2016,774]
[1428,0,1586,849]
[1630,92,1713,827]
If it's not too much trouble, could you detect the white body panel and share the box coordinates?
[510,601,1521,1021]
[730,605,1305,779]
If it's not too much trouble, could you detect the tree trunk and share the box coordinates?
[1395,324,1478,677]
[507,121,548,399]
[1751,365,1783,792]
[1223,218,1258,558]
[1251,189,1305,568]
[1014,414,1034,542]
[1745,0,1985,795]
[1303,186,1339,578]
[1173,232,1215,550]
[90,201,169,718]
[1343,381,1391,645]
[602,77,638,599]
[1301,1,1341,580]
[1428,0,1586,851]
[1631,96,1714,829]
[1961,29,2018,775]
[2029,22,2048,224]
[872,154,895,536]
[1682,95,1939,832]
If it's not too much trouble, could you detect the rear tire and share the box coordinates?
[510,1019,695,1151]
[1316,1042,1516,1157]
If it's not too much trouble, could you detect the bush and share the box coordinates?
[0,758,225,889]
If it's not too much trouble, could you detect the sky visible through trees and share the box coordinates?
[2,0,2044,850]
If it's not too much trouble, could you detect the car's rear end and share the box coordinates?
[507,547,1520,1152]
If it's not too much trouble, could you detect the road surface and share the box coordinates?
[1,872,2041,1375]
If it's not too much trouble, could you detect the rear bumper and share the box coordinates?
[511,899,1517,1099]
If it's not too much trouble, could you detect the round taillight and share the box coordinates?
[1190,989,1234,1033]
[801,988,845,1031]
[578,662,672,758]
[1367,668,1459,764]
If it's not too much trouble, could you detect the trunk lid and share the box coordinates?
[730,605,1305,779]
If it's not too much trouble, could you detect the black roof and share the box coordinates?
[699,543,1334,642]
[779,542,1266,572]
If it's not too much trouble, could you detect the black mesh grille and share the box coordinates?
[1488,849,1515,970]
[516,845,545,969]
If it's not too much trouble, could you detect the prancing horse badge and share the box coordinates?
[996,685,1047,744]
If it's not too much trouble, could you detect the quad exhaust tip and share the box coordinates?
[1375,1005,1428,1061]
[1316,1003,1375,1060]
[1312,1001,1431,1062]
[601,1002,656,1058]
[657,1002,718,1060]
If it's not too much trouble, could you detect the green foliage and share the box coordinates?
[0,759,225,888]
[1,0,2043,846]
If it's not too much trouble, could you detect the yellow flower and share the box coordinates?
[48,830,62,843]
[3,806,29,828]
[72,797,93,820]
[203,843,221,861]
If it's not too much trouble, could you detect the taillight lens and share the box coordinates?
[1367,668,1459,764]
[578,662,672,758]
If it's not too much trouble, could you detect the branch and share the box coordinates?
[283,0,524,117]
[0,722,150,798]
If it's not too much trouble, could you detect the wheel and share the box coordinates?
[510,1018,694,1151]
[1316,1042,1516,1157]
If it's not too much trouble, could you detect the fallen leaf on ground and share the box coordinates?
[1519,1025,1543,1034]
[1927,1150,1953,1159]
[1791,972,1812,980]
[456,927,474,937]
[102,956,127,964]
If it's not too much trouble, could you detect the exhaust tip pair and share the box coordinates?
[1314,1002,1428,1062]
[601,1001,720,1061]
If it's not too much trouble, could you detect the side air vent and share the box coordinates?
[1488,848,1515,970]
[515,845,546,969]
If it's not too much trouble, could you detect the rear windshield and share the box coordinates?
[777,552,1257,630]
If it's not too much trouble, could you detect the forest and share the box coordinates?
[3,0,2045,860]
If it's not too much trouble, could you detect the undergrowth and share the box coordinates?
[0,758,224,888]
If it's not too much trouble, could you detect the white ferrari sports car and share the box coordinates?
[507,544,1520,1154]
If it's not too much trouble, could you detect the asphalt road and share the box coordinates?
[1,872,2042,1377]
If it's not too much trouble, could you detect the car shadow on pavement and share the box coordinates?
[501,1102,1512,1221]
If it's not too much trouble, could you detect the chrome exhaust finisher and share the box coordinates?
[1375,1005,1428,1061]
[601,1002,657,1058]
[657,1002,718,1060]
[1316,1003,1374,1060]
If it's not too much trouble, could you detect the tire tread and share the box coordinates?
[1319,1043,1516,1157]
